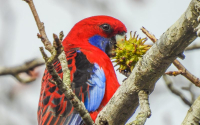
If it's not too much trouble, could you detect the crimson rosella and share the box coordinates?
[37,15,127,125]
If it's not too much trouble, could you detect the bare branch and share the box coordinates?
[163,74,192,106]
[185,43,200,51]
[0,58,44,83]
[141,27,187,60]
[141,27,157,43]
[172,59,200,87]
[182,95,200,125]
[24,0,53,53]
[96,0,200,124]
[165,70,183,76]
[59,31,64,41]
[141,24,200,88]
[182,83,195,103]
[126,90,151,125]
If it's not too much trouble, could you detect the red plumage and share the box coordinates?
[38,15,127,125]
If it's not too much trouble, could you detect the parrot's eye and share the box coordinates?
[100,24,112,33]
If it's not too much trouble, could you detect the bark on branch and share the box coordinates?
[182,95,200,125]
[141,26,200,87]
[95,0,200,124]
[171,59,200,87]
[185,43,200,51]
[163,74,192,106]
[0,58,44,83]
[126,90,151,125]
[24,0,53,53]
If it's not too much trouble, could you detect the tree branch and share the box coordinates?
[184,16,200,50]
[185,42,200,51]
[95,0,200,124]
[141,22,200,88]
[182,83,195,103]
[172,59,200,87]
[163,74,192,106]
[0,58,44,83]
[126,90,151,125]
[182,95,200,125]
[23,0,53,53]
[140,27,157,43]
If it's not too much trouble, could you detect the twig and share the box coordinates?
[182,83,195,103]
[185,43,200,51]
[163,74,192,106]
[24,0,94,124]
[181,95,200,125]
[126,90,151,125]
[58,52,71,87]
[59,31,64,41]
[172,60,200,87]
[140,27,157,43]
[141,27,200,88]
[24,0,53,53]
[165,70,183,76]
[0,58,44,83]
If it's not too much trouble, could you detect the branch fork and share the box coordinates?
[126,90,151,125]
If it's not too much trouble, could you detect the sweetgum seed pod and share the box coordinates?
[112,31,151,72]
[138,45,146,49]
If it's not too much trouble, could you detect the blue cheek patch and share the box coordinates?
[88,35,110,52]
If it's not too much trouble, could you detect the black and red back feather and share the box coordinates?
[38,49,94,125]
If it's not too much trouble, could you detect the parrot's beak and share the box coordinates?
[106,32,126,57]
[115,32,126,44]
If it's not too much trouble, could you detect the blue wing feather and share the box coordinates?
[84,63,106,112]
[64,113,83,125]
[66,51,106,123]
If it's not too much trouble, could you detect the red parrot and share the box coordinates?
[37,15,127,125]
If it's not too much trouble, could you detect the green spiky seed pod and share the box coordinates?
[112,31,151,73]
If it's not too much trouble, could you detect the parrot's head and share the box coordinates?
[63,15,127,57]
